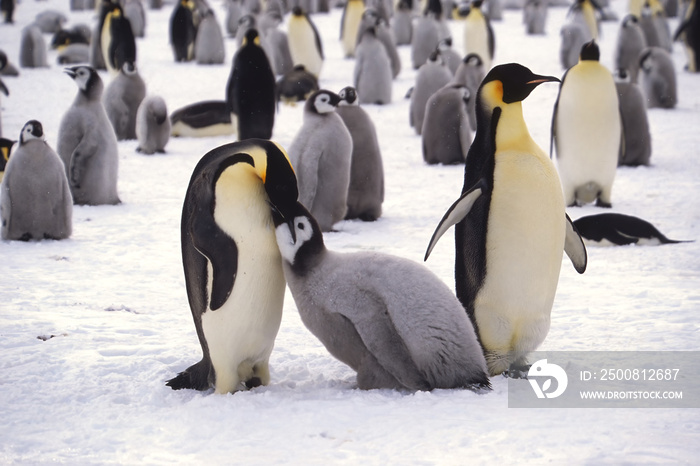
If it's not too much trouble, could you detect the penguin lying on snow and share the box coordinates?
[167,139,298,394]
[170,100,235,137]
[273,201,491,391]
[425,63,587,377]
[573,213,693,246]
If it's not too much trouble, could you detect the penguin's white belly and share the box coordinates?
[201,173,285,394]
[475,150,566,358]
[289,23,322,77]
[463,17,490,69]
[555,68,620,192]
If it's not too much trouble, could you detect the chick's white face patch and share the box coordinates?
[275,215,314,264]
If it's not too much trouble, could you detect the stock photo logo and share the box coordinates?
[527,359,568,399]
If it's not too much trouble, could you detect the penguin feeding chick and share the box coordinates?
[424,63,587,377]
[273,201,491,391]
[167,139,298,394]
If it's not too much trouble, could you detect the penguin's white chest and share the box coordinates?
[463,13,490,69]
[200,170,286,394]
[475,148,566,354]
[289,20,323,77]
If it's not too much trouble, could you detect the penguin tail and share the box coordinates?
[166,359,211,391]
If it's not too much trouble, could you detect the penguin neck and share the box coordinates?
[493,101,538,155]
[290,235,326,278]
[76,83,103,104]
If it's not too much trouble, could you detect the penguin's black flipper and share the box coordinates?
[564,213,587,273]
[166,359,211,390]
[425,179,486,261]
[0,78,8,96]
[673,20,689,42]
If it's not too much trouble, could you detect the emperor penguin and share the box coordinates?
[357,10,401,79]
[170,100,235,137]
[194,9,226,65]
[1,120,73,241]
[552,41,621,208]
[33,10,67,33]
[614,15,648,82]
[272,201,491,391]
[524,0,548,35]
[424,63,587,377]
[90,0,113,70]
[411,9,441,69]
[1,0,14,23]
[573,213,692,245]
[615,69,652,166]
[0,138,15,181]
[567,0,600,40]
[288,90,353,232]
[277,65,319,104]
[19,25,49,68]
[101,1,137,75]
[226,28,276,140]
[51,25,91,50]
[170,0,197,62]
[340,0,365,58]
[136,96,171,154]
[421,83,473,165]
[57,66,120,205]
[336,86,384,221]
[102,61,147,140]
[410,50,453,135]
[438,38,463,75]
[288,7,324,78]
[392,0,414,46]
[674,0,700,71]
[354,27,393,105]
[461,0,495,71]
[453,53,486,131]
[166,139,299,394]
[638,46,678,108]
[560,21,590,69]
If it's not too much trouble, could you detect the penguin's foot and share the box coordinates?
[244,377,263,389]
[504,363,531,379]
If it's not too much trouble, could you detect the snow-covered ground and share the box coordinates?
[1,0,699,462]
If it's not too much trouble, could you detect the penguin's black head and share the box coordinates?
[243,28,261,46]
[0,138,16,170]
[306,90,341,115]
[463,53,483,66]
[64,65,102,96]
[639,48,654,71]
[615,68,630,82]
[472,0,484,8]
[239,14,256,27]
[428,49,443,65]
[579,40,600,61]
[122,61,137,75]
[257,140,299,226]
[439,37,453,49]
[362,7,380,23]
[622,14,639,26]
[272,201,325,275]
[19,120,44,145]
[292,6,304,16]
[479,63,559,106]
[338,86,358,105]
[424,0,443,17]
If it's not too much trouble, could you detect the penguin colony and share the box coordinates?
[0,0,696,395]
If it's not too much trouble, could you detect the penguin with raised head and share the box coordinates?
[552,40,621,207]
[277,65,319,104]
[1,120,73,241]
[424,63,587,377]
[340,0,365,57]
[195,9,226,65]
[288,7,324,78]
[615,68,651,166]
[638,46,677,108]
[674,0,700,71]
[103,61,147,140]
[170,0,197,62]
[273,201,491,391]
[166,139,299,394]
[410,50,453,135]
[354,26,393,105]
[136,96,170,154]
[573,213,693,245]
[101,1,137,75]
[57,66,120,205]
[226,28,276,140]
[614,15,648,82]
[288,90,353,232]
[0,138,16,182]
[170,100,235,137]
[20,26,49,68]
[453,53,485,131]
[422,83,472,165]
[461,0,495,71]
[336,86,384,221]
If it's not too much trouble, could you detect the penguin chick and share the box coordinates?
[425,63,587,376]
[615,69,651,166]
[136,96,171,154]
[273,201,491,391]
[422,83,473,165]
[167,139,299,394]
[1,120,73,241]
[453,53,486,131]
[103,61,147,140]
[614,15,648,83]
[195,9,226,65]
[410,50,453,135]
[58,66,120,205]
[336,86,384,221]
[354,27,393,105]
[20,25,49,68]
[638,46,677,108]
[573,213,693,245]
[288,90,353,232]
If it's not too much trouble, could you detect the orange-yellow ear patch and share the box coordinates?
[481,80,504,108]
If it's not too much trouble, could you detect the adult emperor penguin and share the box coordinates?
[354,27,393,105]
[288,90,353,232]
[273,201,491,390]
[1,120,72,241]
[424,63,587,377]
[136,95,171,154]
[101,1,137,75]
[58,66,120,205]
[226,28,276,140]
[288,7,324,78]
[614,15,648,82]
[166,139,299,394]
[573,213,692,245]
[638,46,677,108]
[102,61,147,140]
[170,0,197,62]
[615,69,652,166]
[340,0,364,58]
[461,0,495,71]
[567,0,600,40]
[276,65,319,104]
[410,50,453,135]
[170,100,235,137]
[552,40,621,207]
[336,86,384,221]
[674,0,700,71]
[422,83,472,165]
